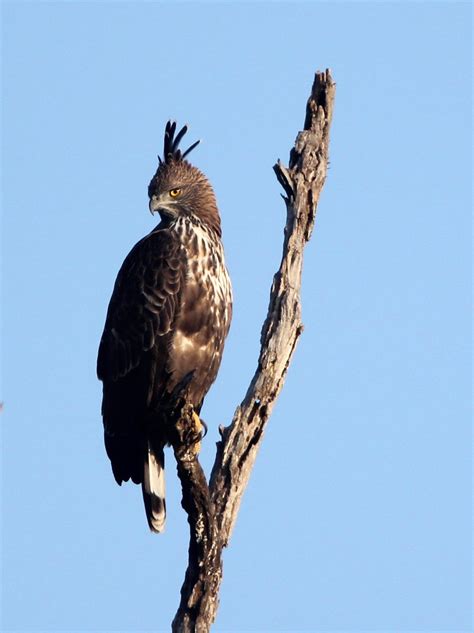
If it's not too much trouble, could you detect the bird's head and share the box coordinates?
[148,121,221,235]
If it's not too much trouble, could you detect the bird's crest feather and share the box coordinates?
[160,120,200,165]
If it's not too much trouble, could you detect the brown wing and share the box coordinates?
[97,227,187,484]
[97,228,186,383]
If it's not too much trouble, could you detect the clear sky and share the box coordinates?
[1,1,471,632]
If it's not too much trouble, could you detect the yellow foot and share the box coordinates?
[191,410,202,455]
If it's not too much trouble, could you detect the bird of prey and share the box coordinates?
[97,122,232,532]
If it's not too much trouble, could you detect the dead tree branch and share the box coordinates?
[171,69,336,632]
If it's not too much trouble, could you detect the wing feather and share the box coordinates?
[97,228,187,382]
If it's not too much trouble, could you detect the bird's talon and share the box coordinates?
[190,410,203,455]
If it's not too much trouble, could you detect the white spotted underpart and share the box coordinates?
[167,215,232,405]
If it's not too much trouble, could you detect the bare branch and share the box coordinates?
[170,405,221,633]
[172,69,336,632]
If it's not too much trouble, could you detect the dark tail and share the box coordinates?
[142,443,166,533]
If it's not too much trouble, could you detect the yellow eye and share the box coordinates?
[169,188,182,198]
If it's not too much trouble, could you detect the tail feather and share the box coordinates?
[142,444,166,533]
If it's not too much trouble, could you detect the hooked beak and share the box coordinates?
[149,195,160,216]
[149,194,177,219]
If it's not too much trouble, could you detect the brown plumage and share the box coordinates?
[97,122,232,532]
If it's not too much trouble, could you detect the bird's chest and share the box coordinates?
[169,221,232,372]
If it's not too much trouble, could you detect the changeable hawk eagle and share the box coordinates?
[97,122,232,532]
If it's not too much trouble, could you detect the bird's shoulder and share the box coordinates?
[116,225,185,282]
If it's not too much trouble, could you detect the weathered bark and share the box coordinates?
[171,69,336,633]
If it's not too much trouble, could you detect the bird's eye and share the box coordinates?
[169,188,182,198]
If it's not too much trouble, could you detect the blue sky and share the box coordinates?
[1,1,471,631]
